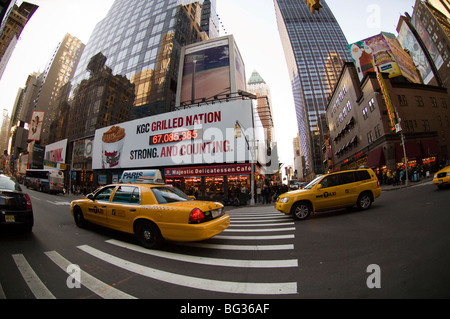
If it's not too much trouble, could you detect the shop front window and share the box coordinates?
[185,177,201,197]
[205,176,224,199]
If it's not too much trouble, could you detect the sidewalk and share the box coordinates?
[380,176,434,191]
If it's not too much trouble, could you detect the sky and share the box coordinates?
[0,0,417,167]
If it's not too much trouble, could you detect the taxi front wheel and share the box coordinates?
[135,220,163,249]
[291,202,312,221]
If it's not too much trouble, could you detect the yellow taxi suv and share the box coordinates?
[433,165,450,189]
[70,171,229,249]
[276,168,381,220]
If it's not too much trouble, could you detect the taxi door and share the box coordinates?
[314,174,342,211]
[84,186,116,227]
[338,172,359,206]
[106,185,141,233]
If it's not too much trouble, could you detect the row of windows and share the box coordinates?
[397,95,447,108]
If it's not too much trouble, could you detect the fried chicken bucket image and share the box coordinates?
[102,126,126,168]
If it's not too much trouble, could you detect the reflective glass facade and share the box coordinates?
[70,0,218,119]
[274,0,350,176]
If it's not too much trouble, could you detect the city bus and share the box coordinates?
[25,169,65,194]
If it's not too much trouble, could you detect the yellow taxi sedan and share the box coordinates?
[70,183,229,249]
[433,165,450,189]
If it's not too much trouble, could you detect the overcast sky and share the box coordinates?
[0,0,416,166]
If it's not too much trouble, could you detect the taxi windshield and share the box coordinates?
[303,175,323,190]
[151,186,192,204]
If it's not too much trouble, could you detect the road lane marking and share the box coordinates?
[231,217,292,223]
[229,222,295,227]
[12,254,56,299]
[230,216,290,220]
[44,251,136,299]
[179,243,294,250]
[106,239,298,268]
[0,282,6,299]
[78,245,298,295]
[224,227,296,232]
[213,234,295,240]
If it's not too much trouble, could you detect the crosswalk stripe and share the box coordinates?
[231,218,292,223]
[230,216,290,220]
[45,251,136,299]
[12,254,56,299]
[78,245,298,295]
[229,222,294,227]
[107,239,298,268]
[213,234,295,240]
[225,227,296,232]
[179,243,294,250]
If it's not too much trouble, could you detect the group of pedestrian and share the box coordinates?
[255,183,288,205]
[375,165,435,186]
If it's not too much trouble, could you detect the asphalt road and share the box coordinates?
[1,181,449,302]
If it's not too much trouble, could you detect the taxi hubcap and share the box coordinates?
[361,196,371,208]
[143,230,152,240]
[295,205,309,218]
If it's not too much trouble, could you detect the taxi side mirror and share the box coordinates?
[87,193,95,200]
[316,184,323,190]
[188,195,196,200]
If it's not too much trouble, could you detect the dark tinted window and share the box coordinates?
[112,186,140,204]
[339,172,356,185]
[355,170,371,181]
[151,186,191,204]
[94,186,115,201]
[320,174,339,188]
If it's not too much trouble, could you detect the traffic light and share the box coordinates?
[305,0,322,14]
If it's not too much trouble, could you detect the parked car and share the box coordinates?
[70,182,230,249]
[433,165,450,189]
[0,174,34,232]
[276,167,381,220]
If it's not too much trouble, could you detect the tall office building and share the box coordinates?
[69,0,219,120]
[32,33,85,145]
[274,0,350,177]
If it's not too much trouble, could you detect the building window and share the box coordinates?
[415,96,424,107]
[368,98,376,111]
[397,95,408,106]
[374,124,381,139]
[422,120,430,131]
[430,97,438,108]
[362,106,369,119]
[442,98,447,108]
[367,131,374,144]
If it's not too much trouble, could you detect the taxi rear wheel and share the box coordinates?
[357,192,373,210]
[135,220,163,249]
[291,201,312,221]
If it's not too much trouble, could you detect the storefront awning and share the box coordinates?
[396,141,422,162]
[421,139,440,157]
[367,147,385,168]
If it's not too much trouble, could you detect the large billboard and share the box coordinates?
[44,139,68,169]
[348,32,421,84]
[27,111,45,142]
[176,35,246,106]
[92,100,257,170]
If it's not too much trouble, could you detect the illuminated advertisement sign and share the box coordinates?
[349,32,421,84]
[376,70,399,132]
[176,35,246,106]
[92,100,257,170]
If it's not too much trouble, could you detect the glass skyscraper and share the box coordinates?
[70,0,218,119]
[274,0,350,177]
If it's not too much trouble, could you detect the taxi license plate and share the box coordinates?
[439,179,443,184]
[211,209,223,218]
[5,215,15,223]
